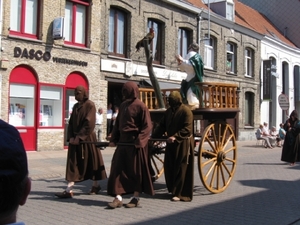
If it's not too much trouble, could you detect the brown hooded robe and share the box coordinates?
[107,82,154,196]
[66,86,107,182]
[152,91,194,201]
[281,110,300,163]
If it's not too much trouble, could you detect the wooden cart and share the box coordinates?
[141,82,239,194]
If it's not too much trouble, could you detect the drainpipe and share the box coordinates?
[208,0,210,39]
[198,13,201,55]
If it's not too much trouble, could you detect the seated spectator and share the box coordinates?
[262,122,270,136]
[256,124,273,148]
[278,123,286,147]
[269,126,278,147]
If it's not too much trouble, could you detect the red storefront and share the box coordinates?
[8,65,88,151]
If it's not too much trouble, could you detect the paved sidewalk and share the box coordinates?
[18,141,300,225]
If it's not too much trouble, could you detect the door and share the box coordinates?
[9,66,37,151]
[64,72,88,148]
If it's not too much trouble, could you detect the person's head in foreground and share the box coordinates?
[0,119,31,224]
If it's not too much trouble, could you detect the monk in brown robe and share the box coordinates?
[152,91,194,202]
[55,86,107,198]
[107,81,154,209]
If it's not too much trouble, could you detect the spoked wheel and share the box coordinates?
[198,121,237,193]
[149,141,165,181]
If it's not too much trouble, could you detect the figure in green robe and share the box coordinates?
[175,42,204,109]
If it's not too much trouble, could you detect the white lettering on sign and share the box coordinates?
[278,93,289,110]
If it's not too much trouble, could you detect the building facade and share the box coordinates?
[236,0,300,130]
[1,0,297,151]
[0,0,106,151]
[99,0,264,141]
[184,0,263,140]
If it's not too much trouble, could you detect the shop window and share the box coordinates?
[9,0,40,39]
[39,86,63,127]
[245,48,254,77]
[64,0,90,47]
[9,84,35,126]
[204,37,215,69]
[226,42,236,73]
[108,7,127,57]
[177,28,191,60]
[148,19,164,65]
[244,92,254,126]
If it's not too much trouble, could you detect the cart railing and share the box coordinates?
[139,82,239,110]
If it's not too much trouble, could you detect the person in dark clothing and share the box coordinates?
[107,81,154,209]
[281,110,300,166]
[55,86,107,198]
[151,91,194,202]
[0,120,31,224]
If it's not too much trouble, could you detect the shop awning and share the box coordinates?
[105,77,140,84]
[142,79,180,89]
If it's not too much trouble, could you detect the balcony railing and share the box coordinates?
[139,82,239,110]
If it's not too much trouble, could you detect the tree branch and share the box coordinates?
[143,39,165,109]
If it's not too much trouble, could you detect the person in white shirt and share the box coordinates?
[111,106,119,127]
[95,107,103,143]
[106,103,113,138]
[262,122,270,136]
[262,122,276,147]
[256,124,273,148]
[269,126,278,147]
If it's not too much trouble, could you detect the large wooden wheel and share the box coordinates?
[198,121,237,193]
[148,141,165,181]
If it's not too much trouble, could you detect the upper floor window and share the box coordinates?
[226,2,234,21]
[64,0,90,47]
[204,37,215,69]
[148,19,163,64]
[245,48,254,77]
[269,56,277,78]
[108,8,127,57]
[177,28,191,60]
[226,42,236,73]
[10,0,39,39]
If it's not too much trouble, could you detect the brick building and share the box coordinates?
[0,0,106,151]
[99,0,263,140]
[1,0,297,151]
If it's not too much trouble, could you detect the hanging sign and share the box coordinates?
[278,93,289,110]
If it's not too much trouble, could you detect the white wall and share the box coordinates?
[260,37,300,129]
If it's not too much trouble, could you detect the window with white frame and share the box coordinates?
[226,2,234,21]
[226,42,236,73]
[10,0,39,39]
[270,57,277,77]
[39,86,63,127]
[64,0,89,47]
[148,19,163,64]
[204,37,215,69]
[108,7,127,57]
[245,48,253,77]
[177,28,191,60]
[9,84,35,127]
